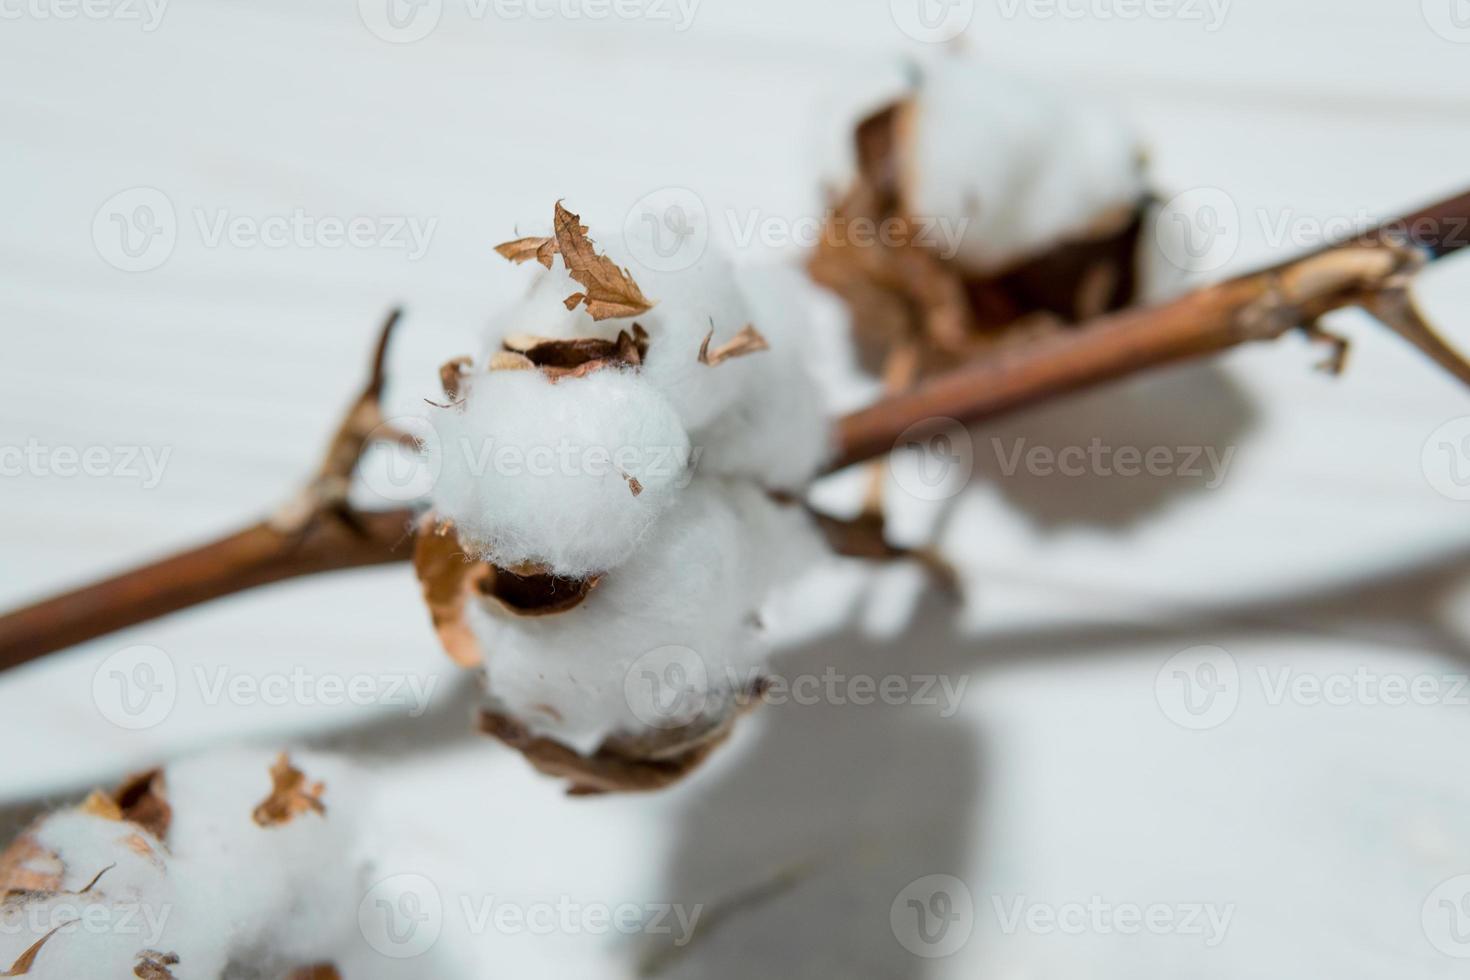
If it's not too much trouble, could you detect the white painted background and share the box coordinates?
[3,0,1470,975]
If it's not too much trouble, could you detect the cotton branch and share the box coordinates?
[1,189,1468,670]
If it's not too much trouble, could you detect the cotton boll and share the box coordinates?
[900,58,1147,275]
[427,367,692,579]
[700,264,835,490]
[485,212,752,432]
[484,213,831,490]
[470,478,827,755]
[164,750,368,974]
[0,750,374,980]
[0,813,175,978]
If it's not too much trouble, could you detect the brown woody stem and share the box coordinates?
[2,190,1469,670]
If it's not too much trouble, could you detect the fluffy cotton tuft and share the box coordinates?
[427,367,692,579]
[470,478,826,754]
[901,58,1146,274]
[480,212,832,491]
[0,750,372,980]
[819,57,1147,276]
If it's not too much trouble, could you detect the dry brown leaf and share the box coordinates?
[552,202,655,320]
[479,711,726,795]
[133,949,179,980]
[113,769,171,841]
[698,324,769,366]
[412,517,490,669]
[563,292,586,311]
[502,327,648,381]
[76,863,114,895]
[622,472,643,497]
[251,754,326,828]
[438,356,473,404]
[494,235,559,268]
[479,678,766,794]
[0,837,62,898]
[1,922,69,977]
[80,791,123,822]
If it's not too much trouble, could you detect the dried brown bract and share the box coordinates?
[698,324,769,366]
[251,754,326,828]
[494,235,558,268]
[552,202,655,320]
[810,100,1148,382]
[413,517,490,668]
[1,923,68,977]
[502,324,649,380]
[479,690,760,795]
[132,949,179,980]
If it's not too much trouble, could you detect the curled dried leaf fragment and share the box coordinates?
[479,679,767,794]
[494,235,558,268]
[698,324,769,366]
[133,950,179,980]
[437,356,473,405]
[552,202,655,320]
[479,711,728,795]
[112,769,171,841]
[412,517,490,668]
[1,922,69,977]
[251,754,326,828]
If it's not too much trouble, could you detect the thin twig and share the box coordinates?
[1,190,1468,669]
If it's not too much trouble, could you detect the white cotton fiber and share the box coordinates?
[900,58,1147,274]
[0,750,372,980]
[817,57,1148,277]
[482,212,831,492]
[470,478,827,754]
[427,367,692,579]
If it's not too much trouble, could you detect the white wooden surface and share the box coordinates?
[3,1,1470,976]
